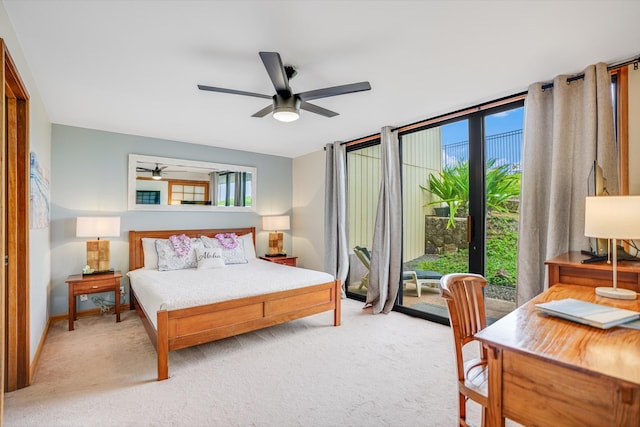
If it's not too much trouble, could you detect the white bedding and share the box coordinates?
[127,259,335,329]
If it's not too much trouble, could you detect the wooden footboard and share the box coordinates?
[129,228,341,381]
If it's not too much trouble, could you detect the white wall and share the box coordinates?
[292,150,326,271]
[0,3,52,363]
[628,65,640,194]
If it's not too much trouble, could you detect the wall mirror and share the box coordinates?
[128,154,257,212]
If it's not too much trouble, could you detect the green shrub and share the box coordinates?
[418,213,518,287]
[421,160,521,229]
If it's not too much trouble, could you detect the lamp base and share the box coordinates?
[595,286,637,300]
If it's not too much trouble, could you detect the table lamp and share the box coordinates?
[76,216,121,274]
[584,196,640,300]
[262,215,290,256]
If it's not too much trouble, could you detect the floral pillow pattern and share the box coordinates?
[156,237,202,271]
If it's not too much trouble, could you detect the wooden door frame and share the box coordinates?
[1,38,30,404]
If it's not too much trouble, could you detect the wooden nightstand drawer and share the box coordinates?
[73,279,116,295]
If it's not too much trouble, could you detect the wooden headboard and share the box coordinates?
[128,227,256,271]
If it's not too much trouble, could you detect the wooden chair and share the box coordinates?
[439,273,489,427]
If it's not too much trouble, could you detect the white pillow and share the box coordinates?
[200,234,248,265]
[195,247,226,270]
[238,233,256,260]
[156,237,203,271]
[142,238,160,269]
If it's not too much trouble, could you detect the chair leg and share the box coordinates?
[480,404,487,427]
[459,393,466,427]
[417,281,421,298]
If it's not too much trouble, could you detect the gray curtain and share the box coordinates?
[365,126,402,314]
[516,62,617,305]
[234,172,244,206]
[210,172,219,205]
[324,141,349,297]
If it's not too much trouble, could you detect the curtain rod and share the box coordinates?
[541,55,640,90]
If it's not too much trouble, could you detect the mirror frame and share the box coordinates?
[128,153,257,212]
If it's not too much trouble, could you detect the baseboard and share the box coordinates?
[29,317,52,383]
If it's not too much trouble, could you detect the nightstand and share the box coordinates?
[260,255,297,267]
[66,271,123,331]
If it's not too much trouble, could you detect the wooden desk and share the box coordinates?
[475,284,640,427]
[546,251,640,291]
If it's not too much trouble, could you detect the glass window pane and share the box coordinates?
[483,107,524,319]
[347,144,381,296]
[401,120,469,317]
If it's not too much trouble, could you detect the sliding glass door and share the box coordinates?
[345,100,523,323]
[398,102,524,322]
[399,120,469,319]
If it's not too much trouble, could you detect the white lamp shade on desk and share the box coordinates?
[584,196,640,300]
[585,196,640,239]
[76,217,120,273]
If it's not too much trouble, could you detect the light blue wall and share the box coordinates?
[51,124,292,316]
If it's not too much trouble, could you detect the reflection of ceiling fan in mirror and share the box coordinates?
[198,51,371,122]
[136,163,168,180]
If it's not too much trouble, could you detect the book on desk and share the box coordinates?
[535,298,640,329]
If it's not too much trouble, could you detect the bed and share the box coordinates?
[128,227,341,381]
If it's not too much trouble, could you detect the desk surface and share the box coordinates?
[476,283,640,385]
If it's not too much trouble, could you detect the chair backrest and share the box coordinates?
[353,246,371,270]
[439,273,488,378]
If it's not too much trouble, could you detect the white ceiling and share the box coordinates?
[4,1,640,158]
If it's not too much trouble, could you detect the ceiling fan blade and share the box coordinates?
[300,101,339,118]
[197,84,272,100]
[298,81,371,101]
[259,52,291,97]
[136,167,152,172]
[251,104,274,118]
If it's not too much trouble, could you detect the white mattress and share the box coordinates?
[127,259,335,329]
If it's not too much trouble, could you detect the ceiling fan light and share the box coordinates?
[273,108,299,122]
[272,95,300,122]
[152,170,162,180]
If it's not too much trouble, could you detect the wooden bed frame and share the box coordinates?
[128,227,341,381]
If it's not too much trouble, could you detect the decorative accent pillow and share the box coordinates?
[238,233,257,260]
[200,235,248,264]
[195,247,226,270]
[155,238,202,271]
[142,238,161,269]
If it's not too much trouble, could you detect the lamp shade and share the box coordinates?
[585,196,640,239]
[76,217,121,238]
[262,215,290,231]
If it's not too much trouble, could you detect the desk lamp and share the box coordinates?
[262,215,290,256]
[76,216,121,274]
[584,196,640,300]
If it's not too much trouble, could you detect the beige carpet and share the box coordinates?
[4,299,486,427]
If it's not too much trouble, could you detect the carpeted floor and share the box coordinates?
[4,299,488,427]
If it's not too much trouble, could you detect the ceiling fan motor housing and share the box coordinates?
[273,94,300,122]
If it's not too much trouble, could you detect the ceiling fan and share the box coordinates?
[136,163,167,180]
[198,51,371,122]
